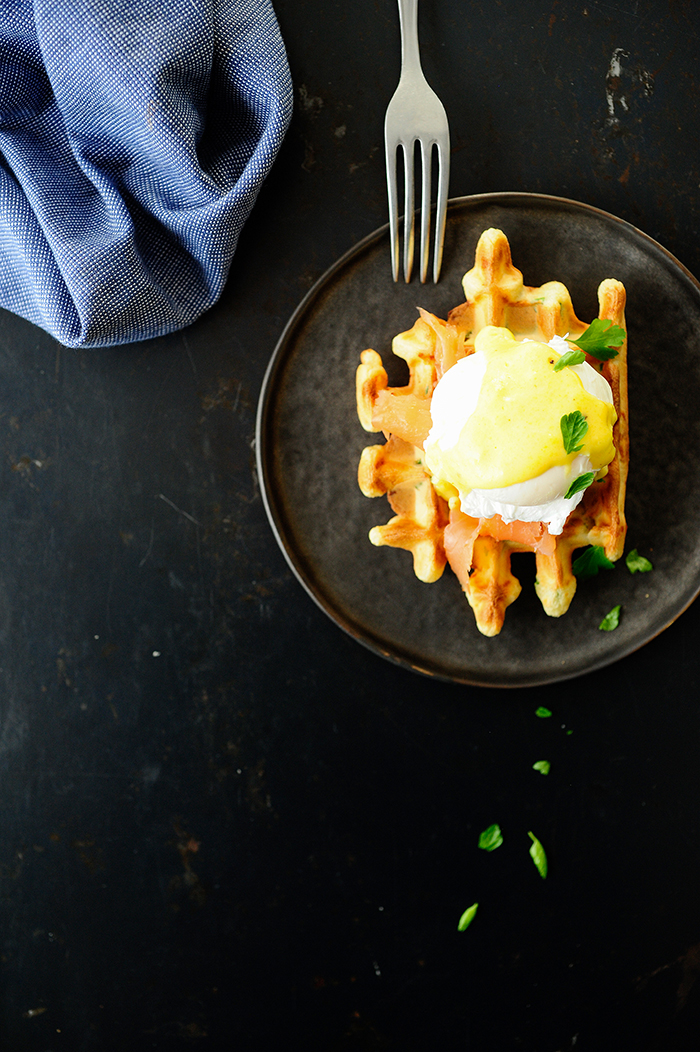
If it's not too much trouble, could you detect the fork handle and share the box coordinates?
[397,0,423,79]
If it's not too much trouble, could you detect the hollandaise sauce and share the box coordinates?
[425,326,617,495]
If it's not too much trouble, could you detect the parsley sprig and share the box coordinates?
[572,545,615,578]
[478,824,503,852]
[626,548,653,574]
[553,349,585,372]
[457,903,479,931]
[568,318,626,361]
[599,605,621,631]
[528,832,548,879]
[564,471,596,500]
[560,411,588,455]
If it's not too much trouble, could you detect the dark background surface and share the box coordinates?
[2,1,700,1049]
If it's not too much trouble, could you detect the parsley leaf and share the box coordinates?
[560,411,588,454]
[572,545,615,578]
[553,349,586,372]
[569,318,626,360]
[528,831,548,879]
[599,605,621,631]
[478,824,503,852]
[535,706,552,718]
[626,548,653,574]
[457,903,479,931]
[532,760,551,776]
[564,471,596,500]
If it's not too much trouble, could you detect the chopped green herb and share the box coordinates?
[572,545,615,578]
[478,823,503,852]
[560,411,588,455]
[569,318,626,361]
[553,349,586,372]
[599,605,621,631]
[457,902,479,931]
[626,548,653,574]
[528,831,548,879]
[564,471,596,500]
[532,760,551,776]
[535,706,552,718]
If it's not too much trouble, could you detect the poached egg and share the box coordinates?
[423,326,617,535]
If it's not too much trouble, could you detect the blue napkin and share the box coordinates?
[0,0,293,347]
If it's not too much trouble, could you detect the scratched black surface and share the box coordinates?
[2,2,700,1050]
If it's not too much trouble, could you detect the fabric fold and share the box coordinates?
[0,0,293,347]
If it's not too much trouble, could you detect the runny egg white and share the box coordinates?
[423,326,617,535]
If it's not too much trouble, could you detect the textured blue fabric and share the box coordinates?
[0,0,292,347]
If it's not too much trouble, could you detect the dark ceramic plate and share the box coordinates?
[256,193,700,687]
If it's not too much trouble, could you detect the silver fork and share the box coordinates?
[385,0,450,283]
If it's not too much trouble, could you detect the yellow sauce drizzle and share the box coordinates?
[428,326,617,493]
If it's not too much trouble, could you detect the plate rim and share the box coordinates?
[256,191,700,688]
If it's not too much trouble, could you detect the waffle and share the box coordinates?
[356,228,628,636]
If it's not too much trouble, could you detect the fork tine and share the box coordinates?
[418,140,432,283]
[402,141,415,283]
[385,139,400,282]
[433,141,449,282]
[386,0,450,283]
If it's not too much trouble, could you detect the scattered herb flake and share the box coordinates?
[457,903,479,931]
[626,548,653,574]
[535,706,552,718]
[553,349,586,372]
[528,831,548,879]
[560,411,588,455]
[599,605,621,631]
[478,824,503,852]
[569,318,626,360]
[532,760,551,776]
[572,545,615,578]
[564,471,596,500]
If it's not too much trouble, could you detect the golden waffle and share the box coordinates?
[356,228,628,636]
